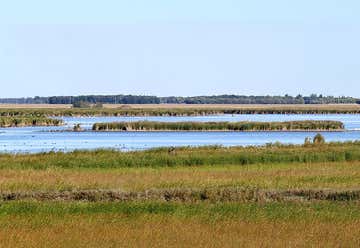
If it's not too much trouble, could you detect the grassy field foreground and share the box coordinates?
[2,143,360,247]
[1,161,360,193]
[1,201,360,247]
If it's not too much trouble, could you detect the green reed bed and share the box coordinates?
[1,142,360,169]
[92,120,344,132]
[0,117,63,128]
[1,105,360,118]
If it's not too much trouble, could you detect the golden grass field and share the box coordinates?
[1,161,360,192]
[1,215,359,248]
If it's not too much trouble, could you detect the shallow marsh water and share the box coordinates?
[0,114,359,153]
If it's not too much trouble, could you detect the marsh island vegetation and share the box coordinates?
[92,120,344,132]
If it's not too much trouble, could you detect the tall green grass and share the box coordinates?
[1,142,360,169]
[92,120,344,131]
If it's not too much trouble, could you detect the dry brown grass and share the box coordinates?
[1,161,360,192]
[1,215,359,247]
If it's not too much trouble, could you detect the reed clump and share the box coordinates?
[73,124,82,132]
[92,120,344,132]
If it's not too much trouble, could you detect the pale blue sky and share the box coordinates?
[0,0,359,97]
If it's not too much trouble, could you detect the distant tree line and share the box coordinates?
[0,94,359,105]
[162,94,360,104]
